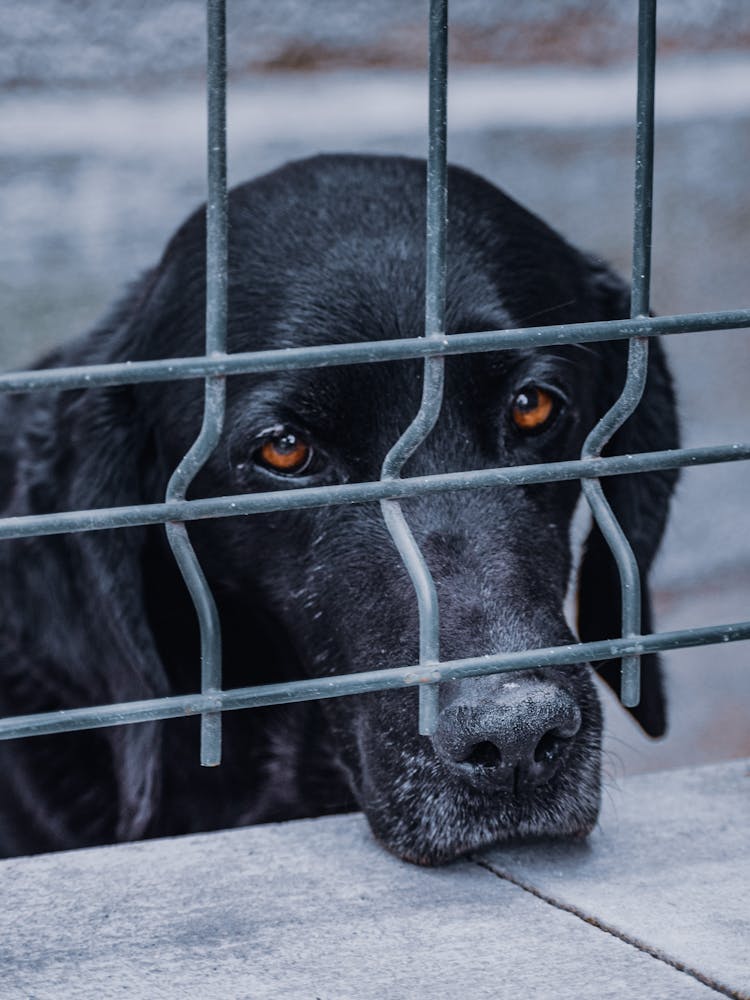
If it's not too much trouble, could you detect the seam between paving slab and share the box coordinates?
[472,857,746,1000]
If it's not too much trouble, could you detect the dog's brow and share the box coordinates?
[566,343,598,359]
[484,348,577,380]
[236,373,350,431]
[511,297,579,326]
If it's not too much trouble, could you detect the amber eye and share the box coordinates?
[511,386,557,433]
[256,429,313,475]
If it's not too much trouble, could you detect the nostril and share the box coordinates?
[533,728,570,765]
[464,740,502,768]
[434,686,582,791]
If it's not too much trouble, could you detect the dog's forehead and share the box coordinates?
[230,236,508,354]
[224,156,594,357]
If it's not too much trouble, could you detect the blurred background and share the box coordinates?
[1,0,748,781]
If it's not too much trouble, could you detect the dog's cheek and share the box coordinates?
[316,688,422,803]
[342,689,481,861]
[528,664,604,838]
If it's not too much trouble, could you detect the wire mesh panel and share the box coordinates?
[1,0,749,766]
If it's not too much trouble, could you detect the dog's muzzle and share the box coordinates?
[431,675,582,795]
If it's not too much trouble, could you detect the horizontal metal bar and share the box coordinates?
[1,618,748,742]
[1,309,748,395]
[0,442,747,541]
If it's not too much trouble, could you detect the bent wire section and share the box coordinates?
[379,0,448,736]
[164,0,227,765]
[580,0,657,708]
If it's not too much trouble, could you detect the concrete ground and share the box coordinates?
[1,758,748,999]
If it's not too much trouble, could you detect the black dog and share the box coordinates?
[0,155,677,863]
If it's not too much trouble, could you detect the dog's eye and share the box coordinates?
[255,429,313,476]
[511,386,558,433]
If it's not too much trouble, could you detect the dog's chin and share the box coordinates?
[360,747,602,867]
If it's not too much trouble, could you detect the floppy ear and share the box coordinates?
[52,379,171,841]
[4,231,203,848]
[576,260,679,737]
[52,247,210,841]
[62,251,208,840]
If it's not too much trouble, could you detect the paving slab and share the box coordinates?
[2,762,747,999]
[483,758,750,997]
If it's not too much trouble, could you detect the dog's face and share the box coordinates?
[193,345,606,863]
[131,155,676,863]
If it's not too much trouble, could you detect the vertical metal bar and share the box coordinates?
[425,0,449,344]
[380,0,448,736]
[164,0,228,765]
[632,0,657,319]
[205,0,229,361]
[580,0,657,708]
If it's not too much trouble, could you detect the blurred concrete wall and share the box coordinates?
[1,3,749,778]
[3,1,750,84]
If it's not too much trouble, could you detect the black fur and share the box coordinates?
[0,155,678,863]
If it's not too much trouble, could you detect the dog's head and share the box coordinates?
[73,155,678,862]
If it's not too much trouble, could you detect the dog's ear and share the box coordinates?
[576,259,679,737]
[64,250,207,841]
[52,378,171,842]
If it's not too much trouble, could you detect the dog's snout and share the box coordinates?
[432,680,582,794]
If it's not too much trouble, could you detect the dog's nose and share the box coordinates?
[432,679,582,794]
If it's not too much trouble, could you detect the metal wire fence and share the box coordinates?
[1,0,749,769]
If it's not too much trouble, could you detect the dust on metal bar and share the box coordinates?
[2,618,749,743]
[1,310,749,396]
[164,0,228,766]
[580,0,658,708]
[380,0,448,737]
